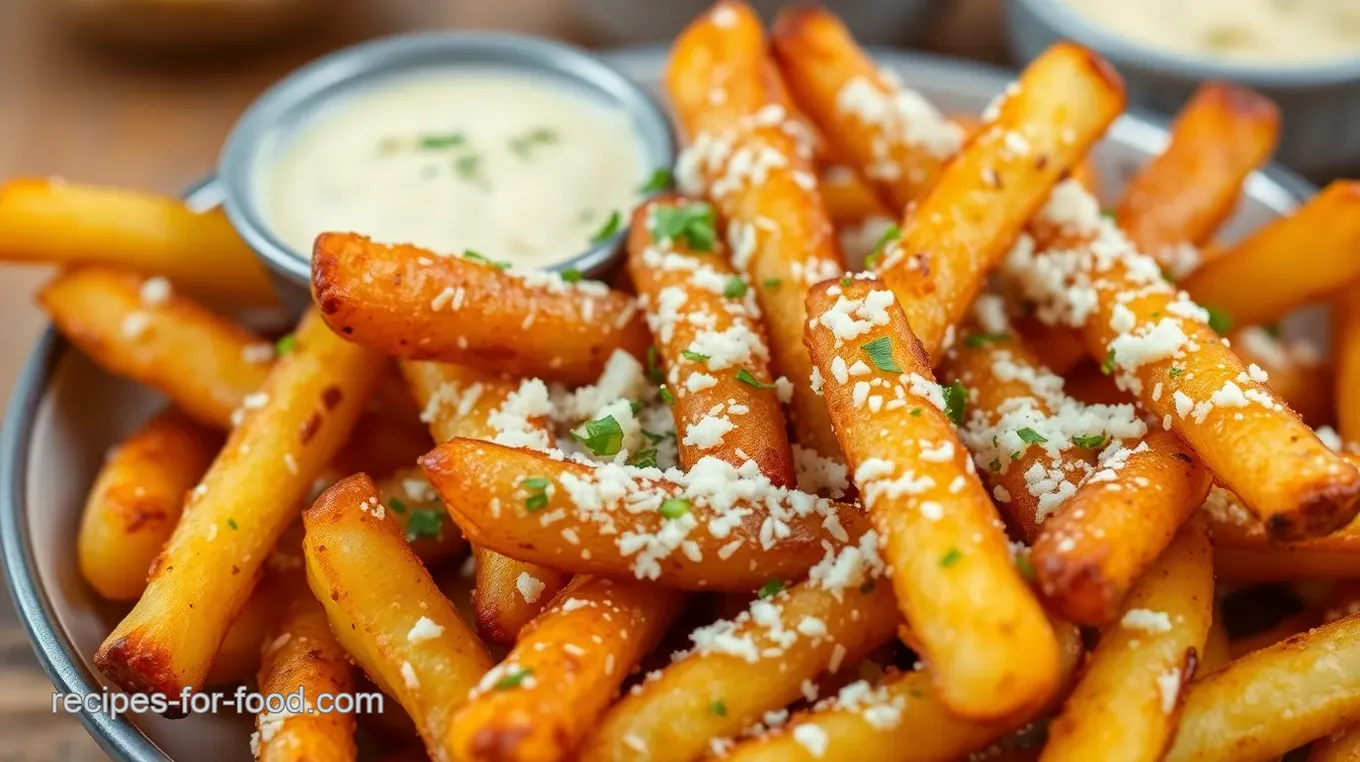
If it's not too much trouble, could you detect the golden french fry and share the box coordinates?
[1229,327,1333,428]
[95,310,380,704]
[875,42,1126,360]
[1202,479,1360,581]
[803,276,1059,719]
[312,233,650,387]
[0,178,276,304]
[77,407,221,600]
[626,195,796,485]
[1182,181,1360,328]
[1163,615,1360,762]
[1040,517,1213,762]
[205,582,277,688]
[253,576,357,762]
[1336,278,1360,445]
[819,164,891,226]
[1032,430,1211,625]
[1116,83,1279,262]
[375,467,467,568]
[1201,604,1232,676]
[420,439,866,591]
[664,0,844,456]
[1229,611,1317,660]
[303,474,493,762]
[448,576,683,762]
[578,580,900,762]
[38,267,273,429]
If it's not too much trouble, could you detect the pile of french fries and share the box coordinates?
[8,2,1360,760]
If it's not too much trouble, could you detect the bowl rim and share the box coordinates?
[218,30,677,290]
[1,45,1320,762]
[1012,0,1360,88]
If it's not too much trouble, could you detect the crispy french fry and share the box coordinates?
[626,195,796,486]
[375,468,467,568]
[303,474,493,762]
[312,233,650,387]
[1060,359,1131,406]
[254,576,356,762]
[1008,180,1360,540]
[400,360,569,643]
[1202,481,1360,581]
[1116,83,1279,262]
[819,164,891,226]
[1040,517,1213,762]
[720,619,1083,762]
[1336,278,1360,445]
[665,0,844,456]
[872,42,1125,360]
[448,576,683,762]
[420,439,866,591]
[577,579,900,762]
[1229,611,1317,659]
[1163,615,1360,762]
[0,178,276,304]
[94,310,380,703]
[77,407,221,600]
[1182,181,1360,328]
[1032,430,1212,625]
[1201,604,1232,675]
[205,582,278,687]
[770,5,964,212]
[38,267,273,429]
[804,277,1059,719]
[1014,317,1089,378]
[1230,327,1333,428]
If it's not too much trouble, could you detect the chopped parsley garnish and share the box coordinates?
[860,336,902,372]
[651,202,716,252]
[463,250,511,270]
[275,334,296,355]
[572,415,625,457]
[723,276,748,299]
[911,408,922,416]
[645,346,666,383]
[639,168,672,193]
[1016,427,1048,445]
[493,668,533,690]
[989,459,1002,472]
[942,381,968,425]
[454,153,482,183]
[642,429,668,444]
[840,276,853,287]
[406,509,444,541]
[388,497,407,515]
[1204,305,1234,336]
[1169,366,1184,377]
[1072,433,1107,449]
[509,127,557,158]
[863,224,901,270]
[710,700,727,717]
[1015,554,1036,581]
[590,211,622,243]
[629,449,658,468]
[735,368,775,389]
[523,477,551,491]
[659,497,691,519]
[1101,209,1115,219]
[1102,347,1117,375]
[561,268,583,283]
[963,332,1010,349]
[523,477,552,512]
[681,350,709,363]
[418,133,466,150]
[659,385,675,405]
[763,277,782,290]
[525,493,549,512]
[226,518,238,531]
[939,547,963,567]
[757,579,786,599]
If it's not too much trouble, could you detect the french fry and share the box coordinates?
[419,439,867,591]
[1227,327,1333,428]
[625,195,796,486]
[1061,359,1131,406]
[1015,318,1089,378]
[253,575,357,762]
[872,42,1125,360]
[0,178,276,305]
[1039,517,1213,762]
[303,474,493,762]
[1032,430,1212,625]
[1115,83,1279,262]
[1229,611,1317,659]
[205,582,278,687]
[1181,181,1360,328]
[1336,278,1360,445]
[819,164,891,226]
[804,277,1059,719]
[1201,604,1232,675]
[312,233,650,387]
[577,580,900,762]
[720,619,1083,762]
[1007,179,1360,540]
[375,468,468,568]
[769,5,965,212]
[77,407,221,600]
[1163,615,1360,762]
[1309,726,1360,762]
[665,0,844,456]
[448,576,683,762]
[94,310,380,703]
[1202,481,1360,581]
[38,267,273,429]
[400,360,569,643]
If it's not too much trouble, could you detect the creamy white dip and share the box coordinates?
[264,70,646,267]
[1063,0,1360,66]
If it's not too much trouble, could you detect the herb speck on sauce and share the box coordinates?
[509,127,558,159]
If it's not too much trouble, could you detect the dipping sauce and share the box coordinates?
[264,70,646,267]
[1063,0,1360,66]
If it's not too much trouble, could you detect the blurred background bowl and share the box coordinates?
[1005,0,1360,180]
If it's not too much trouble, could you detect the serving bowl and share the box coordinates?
[1005,0,1360,180]
[0,45,1316,761]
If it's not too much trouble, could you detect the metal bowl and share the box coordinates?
[1,47,1317,761]
[219,32,676,312]
[1006,0,1360,180]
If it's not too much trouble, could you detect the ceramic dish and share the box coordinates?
[0,45,1317,762]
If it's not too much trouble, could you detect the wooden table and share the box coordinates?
[0,0,1003,757]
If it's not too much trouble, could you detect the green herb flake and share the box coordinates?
[591,211,622,244]
[226,518,238,531]
[863,224,902,271]
[735,368,775,390]
[1015,554,1036,581]
[523,477,551,491]
[1204,306,1234,336]
[1102,347,1117,375]
[571,415,625,457]
[561,268,583,283]
[1072,433,1107,449]
[911,408,922,416]
[1169,366,1184,377]
[723,276,748,299]
[988,459,1002,472]
[639,168,672,194]
[454,153,482,182]
[645,346,666,384]
[463,250,511,270]
[757,579,786,599]
[405,509,445,541]
[388,497,407,515]
[659,385,675,405]
[710,700,727,717]
[681,350,710,363]
[963,332,1010,349]
[942,381,968,426]
[493,668,533,691]
[860,336,902,372]
[651,202,716,252]
[840,276,853,287]
[659,497,691,519]
[629,449,658,469]
[763,277,782,290]
[275,334,297,355]
[525,492,549,512]
[1016,427,1048,445]
[940,547,963,568]
[509,127,557,158]
[418,133,466,150]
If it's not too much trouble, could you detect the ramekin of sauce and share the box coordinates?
[220,32,675,310]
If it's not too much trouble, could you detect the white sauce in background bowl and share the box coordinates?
[263,70,646,267]
[1063,0,1360,66]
